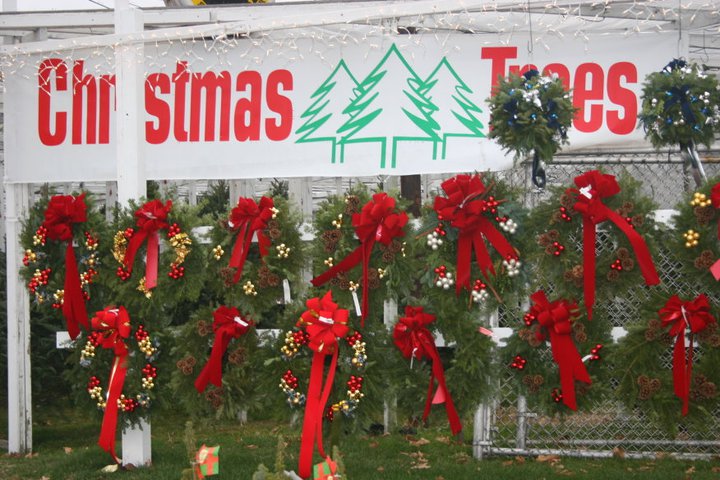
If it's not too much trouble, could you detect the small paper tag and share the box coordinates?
[318,316,334,325]
[581,354,593,363]
[282,279,292,304]
[478,327,493,337]
[233,316,249,327]
[579,185,593,199]
[351,290,362,317]
[710,259,720,281]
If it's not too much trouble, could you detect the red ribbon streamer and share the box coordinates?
[297,292,349,479]
[123,199,172,290]
[709,183,720,280]
[392,306,462,435]
[227,196,275,284]
[311,193,407,325]
[42,193,89,339]
[195,306,253,392]
[528,290,591,410]
[659,294,716,416]
[91,306,131,464]
[571,171,660,319]
[433,174,517,294]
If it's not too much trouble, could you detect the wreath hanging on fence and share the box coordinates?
[487,69,576,187]
[205,195,305,318]
[615,291,720,433]
[21,191,105,339]
[73,306,159,463]
[668,178,720,289]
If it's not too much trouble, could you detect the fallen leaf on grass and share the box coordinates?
[655,452,670,460]
[536,454,561,464]
[368,441,379,448]
[453,452,470,464]
[100,464,118,473]
[40,476,50,480]
[435,476,445,480]
[376,466,384,473]
[502,460,514,467]
[612,447,626,459]
[63,447,73,455]
[24,452,38,458]
[515,456,526,464]
[686,466,696,474]
[246,444,258,449]
[711,466,720,473]
[435,436,451,445]
[408,437,430,447]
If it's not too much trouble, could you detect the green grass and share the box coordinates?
[1,405,720,479]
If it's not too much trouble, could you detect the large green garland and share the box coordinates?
[615,290,720,433]
[487,70,575,162]
[639,59,720,149]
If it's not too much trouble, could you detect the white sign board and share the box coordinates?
[4,33,679,182]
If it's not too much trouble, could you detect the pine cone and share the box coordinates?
[228,347,246,365]
[551,211,563,223]
[563,270,575,283]
[644,328,658,342]
[617,248,631,260]
[220,267,235,287]
[560,192,574,210]
[606,269,620,282]
[267,273,281,287]
[537,233,551,247]
[548,229,560,241]
[694,205,715,224]
[197,320,212,337]
[631,214,645,227]
[621,257,635,271]
[574,331,588,343]
[382,250,396,263]
[695,250,715,269]
[571,265,584,278]
[267,219,280,231]
[344,195,361,215]
[268,228,282,240]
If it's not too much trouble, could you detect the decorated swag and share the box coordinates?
[74,306,159,464]
[487,69,576,188]
[670,178,720,287]
[21,191,107,339]
[615,291,720,433]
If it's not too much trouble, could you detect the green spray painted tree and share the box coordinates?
[422,57,485,160]
[337,44,440,169]
[295,59,359,164]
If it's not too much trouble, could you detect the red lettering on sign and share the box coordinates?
[233,70,262,142]
[573,63,604,133]
[145,73,171,144]
[172,61,190,142]
[72,60,97,144]
[98,75,115,144]
[265,69,293,142]
[481,47,518,90]
[38,58,68,146]
[190,71,232,142]
[606,62,637,135]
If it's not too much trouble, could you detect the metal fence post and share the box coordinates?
[383,298,398,433]
[516,394,528,450]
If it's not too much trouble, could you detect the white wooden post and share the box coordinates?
[114,1,150,467]
[289,178,314,285]
[6,183,32,454]
[473,309,500,459]
[105,182,118,221]
[383,298,398,433]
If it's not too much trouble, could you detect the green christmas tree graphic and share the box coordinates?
[337,44,440,169]
[295,59,359,163]
[422,57,485,159]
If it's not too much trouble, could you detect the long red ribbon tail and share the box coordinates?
[98,354,127,464]
[123,229,149,275]
[310,246,363,287]
[472,233,494,278]
[194,330,232,393]
[582,217,596,321]
[605,209,660,286]
[360,238,376,327]
[298,350,338,479]
[229,221,252,284]
[61,242,88,339]
[478,217,516,261]
[549,331,591,411]
[422,339,462,436]
[145,230,160,290]
[455,231,473,294]
[673,332,690,416]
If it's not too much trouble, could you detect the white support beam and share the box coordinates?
[6,183,32,454]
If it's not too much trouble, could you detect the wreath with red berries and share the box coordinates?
[73,321,160,420]
[20,190,105,336]
[279,328,368,421]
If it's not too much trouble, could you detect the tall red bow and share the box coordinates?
[572,171,660,319]
[195,306,253,393]
[311,193,407,325]
[227,196,275,284]
[528,291,590,410]
[433,174,517,294]
[91,306,131,464]
[42,193,89,339]
[708,183,720,280]
[123,199,172,290]
[297,292,349,479]
[659,294,716,416]
[392,306,462,435]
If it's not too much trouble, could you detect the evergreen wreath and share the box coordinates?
[487,69,575,187]
[639,59,720,150]
[20,190,105,338]
[615,291,720,433]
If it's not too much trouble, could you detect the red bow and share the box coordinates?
[227,196,275,284]
[297,292,349,479]
[311,193,407,325]
[41,193,89,339]
[195,306,253,393]
[123,199,172,290]
[528,291,590,410]
[91,306,131,464]
[659,294,716,416]
[393,306,462,435]
[572,171,660,319]
[433,174,516,293]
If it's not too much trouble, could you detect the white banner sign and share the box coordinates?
[4,33,680,182]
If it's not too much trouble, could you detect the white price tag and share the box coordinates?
[351,290,362,317]
[282,278,292,304]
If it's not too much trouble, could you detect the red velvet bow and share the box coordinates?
[91,306,131,464]
[227,196,275,284]
[123,199,172,290]
[433,174,516,293]
[311,193,407,325]
[659,294,716,416]
[392,306,462,435]
[41,193,89,339]
[572,171,660,319]
[528,291,590,410]
[297,292,349,479]
[194,306,253,393]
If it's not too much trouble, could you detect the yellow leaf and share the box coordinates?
[63,447,73,455]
